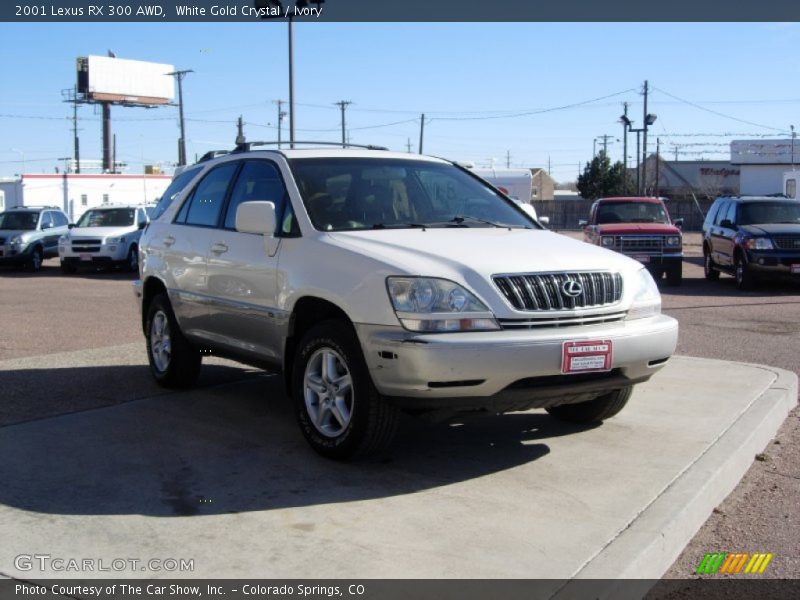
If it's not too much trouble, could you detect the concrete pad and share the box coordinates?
[0,354,795,582]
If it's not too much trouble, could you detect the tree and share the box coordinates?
[577,151,634,200]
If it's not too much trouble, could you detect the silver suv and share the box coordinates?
[0,206,70,272]
[59,205,149,273]
[135,146,678,459]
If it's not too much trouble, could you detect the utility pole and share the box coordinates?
[506,150,511,168]
[335,100,353,148]
[642,80,649,195]
[636,131,641,194]
[274,100,286,148]
[406,138,412,153]
[72,86,80,173]
[419,113,425,155]
[598,134,614,155]
[235,115,245,145]
[674,146,679,161]
[621,102,629,171]
[548,155,551,174]
[168,69,193,166]
[655,138,660,197]
[791,125,796,169]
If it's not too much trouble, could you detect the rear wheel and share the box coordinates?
[292,320,399,459]
[546,386,633,423]
[145,293,201,388]
[703,250,720,280]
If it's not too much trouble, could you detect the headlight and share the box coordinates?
[386,277,500,332]
[601,236,615,247]
[627,268,661,320]
[9,235,23,246]
[744,237,774,250]
[59,234,69,243]
[665,235,681,248]
[106,236,125,244]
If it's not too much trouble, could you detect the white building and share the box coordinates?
[731,139,799,195]
[0,173,172,220]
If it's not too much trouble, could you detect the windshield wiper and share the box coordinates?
[449,215,527,229]
[371,222,427,230]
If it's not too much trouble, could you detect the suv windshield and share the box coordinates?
[76,208,136,228]
[0,211,39,230]
[739,201,800,225]
[289,158,534,231]
[596,201,670,225]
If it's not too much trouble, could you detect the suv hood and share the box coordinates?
[326,228,640,277]
[68,226,137,238]
[741,223,800,236]
[595,223,681,235]
[0,229,35,239]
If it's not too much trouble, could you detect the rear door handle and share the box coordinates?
[210,242,228,255]
[163,236,175,247]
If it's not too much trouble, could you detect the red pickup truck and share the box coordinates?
[581,196,684,285]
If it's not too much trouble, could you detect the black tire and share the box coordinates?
[291,320,399,460]
[60,261,77,274]
[703,250,720,281]
[546,386,633,424]
[734,255,756,291]
[145,293,201,388]
[29,247,43,272]
[666,262,682,286]
[126,245,139,273]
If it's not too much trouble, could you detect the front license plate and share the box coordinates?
[562,340,613,374]
[80,253,92,262]
[633,255,650,264]
[792,264,800,274]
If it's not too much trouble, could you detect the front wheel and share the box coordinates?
[292,320,398,460]
[145,293,201,388]
[29,247,43,272]
[546,386,633,423]
[735,256,756,291]
[126,245,139,273]
[703,251,720,281]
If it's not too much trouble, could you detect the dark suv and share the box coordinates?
[702,196,800,290]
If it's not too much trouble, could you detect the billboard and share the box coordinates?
[731,139,796,165]
[77,56,175,105]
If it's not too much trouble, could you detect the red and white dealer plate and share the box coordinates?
[562,340,613,374]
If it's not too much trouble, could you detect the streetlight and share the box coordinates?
[641,112,657,195]
[167,69,194,166]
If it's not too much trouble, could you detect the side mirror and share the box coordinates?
[68,223,75,229]
[235,201,277,235]
[538,216,550,227]
[578,219,588,227]
[674,218,684,229]
[720,219,735,229]
[139,221,147,230]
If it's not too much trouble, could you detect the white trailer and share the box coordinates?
[468,167,548,224]
[783,171,798,199]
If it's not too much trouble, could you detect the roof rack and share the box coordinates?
[232,140,389,153]
[10,205,60,210]
[197,150,230,163]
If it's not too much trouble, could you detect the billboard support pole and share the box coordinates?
[168,69,193,166]
[102,102,112,173]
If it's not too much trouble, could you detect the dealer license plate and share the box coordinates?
[80,253,92,262]
[562,340,613,374]
[633,255,650,264]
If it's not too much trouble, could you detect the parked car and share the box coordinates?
[135,145,678,459]
[58,205,149,273]
[702,195,800,290]
[0,205,70,272]
[581,196,684,286]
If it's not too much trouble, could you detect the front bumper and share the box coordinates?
[59,243,128,265]
[357,314,678,410]
[0,243,35,264]
[746,250,800,276]
[620,252,682,268]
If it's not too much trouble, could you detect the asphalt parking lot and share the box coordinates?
[0,234,798,581]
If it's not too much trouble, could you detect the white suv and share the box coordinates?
[134,146,678,459]
[59,205,149,273]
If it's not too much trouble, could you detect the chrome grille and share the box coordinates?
[71,238,102,253]
[493,272,623,311]
[772,235,800,251]
[616,236,664,252]
[498,311,627,329]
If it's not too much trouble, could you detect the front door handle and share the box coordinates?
[163,236,176,247]
[210,242,229,255]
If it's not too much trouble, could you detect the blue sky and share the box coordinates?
[1,22,798,181]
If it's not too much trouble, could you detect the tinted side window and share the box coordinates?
[712,201,729,226]
[224,161,286,230]
[704,201,720,228]
[723,202,738,226]
[152,167,202,221]
[40,212,54,230]
[179,162,239,227]
[52,212,69,227]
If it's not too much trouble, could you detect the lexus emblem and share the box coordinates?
[562,279,583,298]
